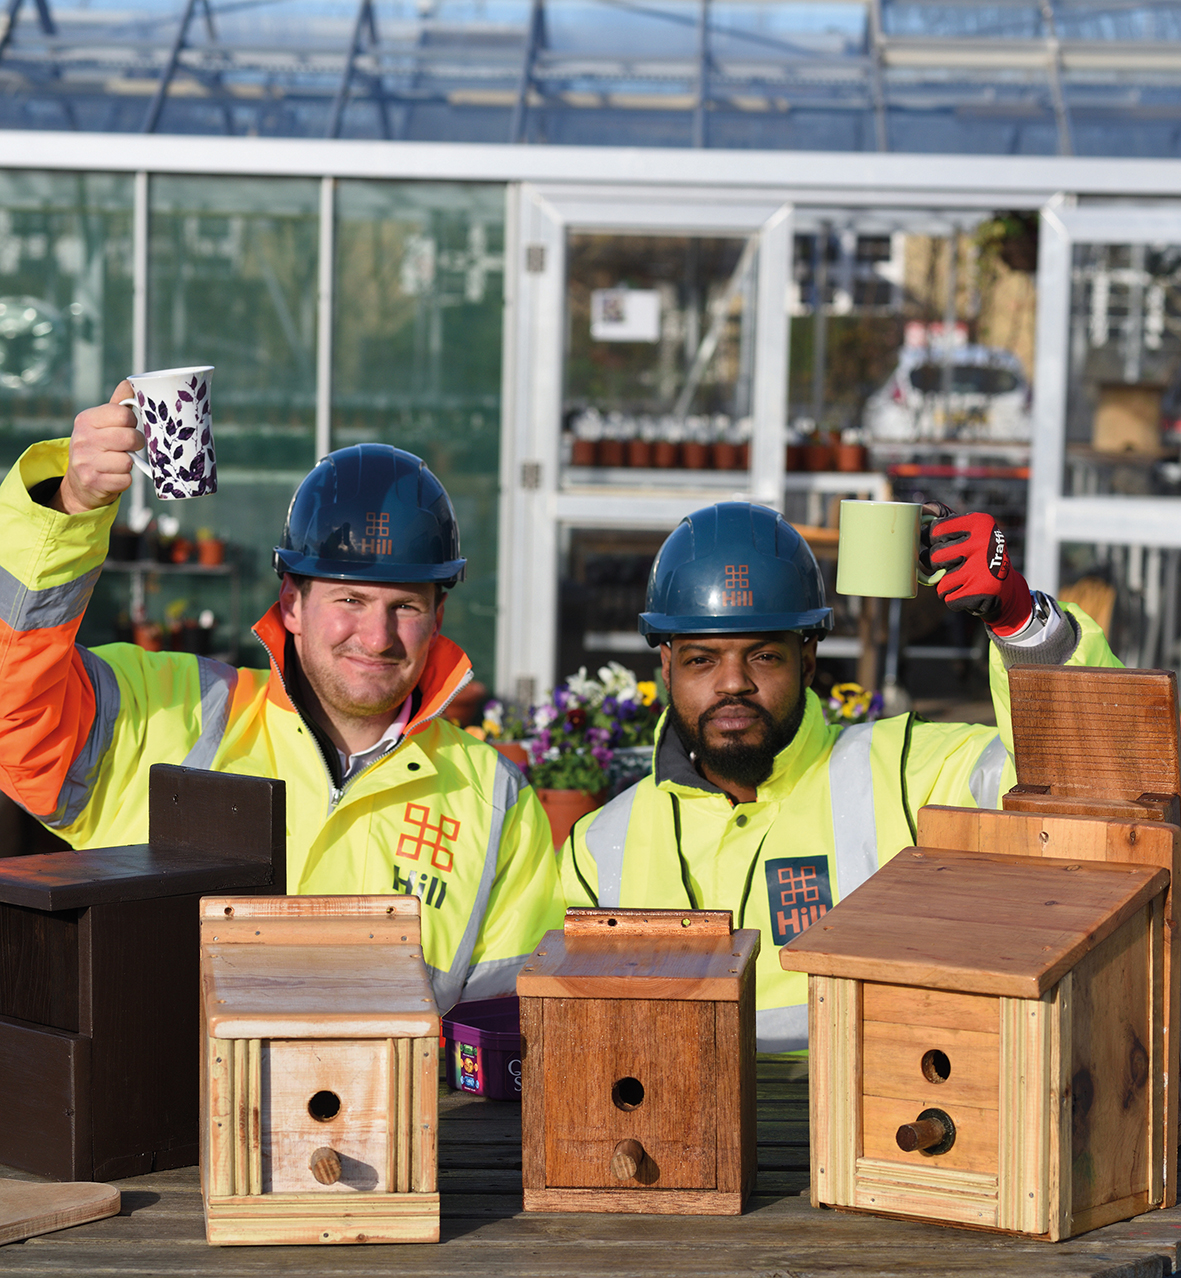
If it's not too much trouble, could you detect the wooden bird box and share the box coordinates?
[1005,666,1181,825]
[517,908,760,1215]
[782,848,1169,1240]
[199,895,440,1246]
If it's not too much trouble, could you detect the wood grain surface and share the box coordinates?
[1007,666,1181,800]
[516,927,760,1002]
[562,908,734,936]
[5,1060,1178,1275]
[541,997,717,1189]
[0,1181,119,1245]
[781,849,1168,997]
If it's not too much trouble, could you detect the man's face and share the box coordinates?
[279,576,443,725]
[661,632,817,790]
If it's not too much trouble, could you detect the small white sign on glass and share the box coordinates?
[590,288,661,343]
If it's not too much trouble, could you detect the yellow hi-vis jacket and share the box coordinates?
[561,603,1120,1052]
[0,439,565,1011]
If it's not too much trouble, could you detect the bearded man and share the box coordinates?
[560,501,1120,1052]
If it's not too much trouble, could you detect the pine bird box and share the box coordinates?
[199,895,440,1246]
[782,848,1169,1240]
[517,908,760,1215]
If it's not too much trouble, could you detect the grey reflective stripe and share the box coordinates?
[969,733,1009,810]
[180,658,239,771]
[582,784,639,908]
[0,563,101,632]
[756,1004,809,1054]
[39,646,120,828]
[430,752,523,1013]
[828,721,878,900]
[455,953,533,1002]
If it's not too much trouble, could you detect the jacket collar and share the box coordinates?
[653,687,831,801]
[252,602,474,738]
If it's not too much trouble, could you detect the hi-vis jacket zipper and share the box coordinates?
[253,624,474,816]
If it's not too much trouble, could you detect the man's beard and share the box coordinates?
[668,687,807,791]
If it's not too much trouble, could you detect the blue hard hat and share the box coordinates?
[273,444,466,586]
[639,502,833,646]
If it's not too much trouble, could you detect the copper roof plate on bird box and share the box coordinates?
[781,848,1168,998]
[517,908,761,1001]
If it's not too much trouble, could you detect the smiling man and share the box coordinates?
[0,382,563,1011]
[560,501,1121,1053]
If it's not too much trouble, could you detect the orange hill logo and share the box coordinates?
[722,563,752,608]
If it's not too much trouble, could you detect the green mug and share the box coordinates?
[836,500,930,599]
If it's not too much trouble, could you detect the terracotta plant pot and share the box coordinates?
[653,440,679,468]
[681,441,709,469]
[570,438,598,467]
[785,444,806,471]
[598,439,625,468]
[805,442,833,472]
[197,537,225,566]
[626,439,652,468]
[491,741,530,770]
[834,443,868,473]
[712,441,739,470]
[736,442,750,469]
[535,788,606,847]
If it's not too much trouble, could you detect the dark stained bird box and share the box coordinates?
[199,894,440,1246]
[517,908,760,1215]
[0,764,285,1182]
[782,848,1169,1240]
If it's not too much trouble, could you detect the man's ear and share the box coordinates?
[278,574,303,636]
[432,591,446,640]
[800,634,819,689]
[660,641,672,690]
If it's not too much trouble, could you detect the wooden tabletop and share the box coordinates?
[3,1058,1179,1276]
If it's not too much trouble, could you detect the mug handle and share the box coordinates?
[119,397,153,479]
[917,510,946,588]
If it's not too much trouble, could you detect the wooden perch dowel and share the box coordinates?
[895,1118,947,1153]
[309,1146,342,1185]
[610,1139,646,1180]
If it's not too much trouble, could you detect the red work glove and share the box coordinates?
[925,510,1033,637]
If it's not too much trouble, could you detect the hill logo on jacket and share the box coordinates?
[765,856,832,945]
[392,801,458,910]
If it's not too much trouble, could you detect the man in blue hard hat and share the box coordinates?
[0,382,564,1012]
[561,500,1121,1052]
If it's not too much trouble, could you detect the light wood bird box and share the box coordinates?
[199,895,439,1246]
[517,908,760,1215]
[783,848,1168,1240]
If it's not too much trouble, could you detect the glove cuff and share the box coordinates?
[988,569,1034,636]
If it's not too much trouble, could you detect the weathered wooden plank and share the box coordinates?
[1,1062,1177,1278]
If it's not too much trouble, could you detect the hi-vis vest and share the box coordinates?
[0,439,565,1012]
[562,607,1120,1053]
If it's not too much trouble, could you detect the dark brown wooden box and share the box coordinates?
[0,764,284,1181]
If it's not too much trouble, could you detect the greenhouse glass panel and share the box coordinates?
[147,175,320,665]
[333,179,505,689]
[0,171,133,468]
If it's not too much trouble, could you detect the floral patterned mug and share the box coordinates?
[121,365,216,500]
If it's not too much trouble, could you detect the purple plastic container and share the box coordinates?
[442,995,522,1101]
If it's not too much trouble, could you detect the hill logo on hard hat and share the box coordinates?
[363,510,394,557]
[722,564,752,608]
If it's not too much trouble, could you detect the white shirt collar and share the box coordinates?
[337,695,414,781]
